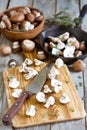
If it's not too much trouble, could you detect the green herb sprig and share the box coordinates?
[45,10,82,28]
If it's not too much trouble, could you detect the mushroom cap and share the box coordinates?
[59,93,70,104]
[55,58,64,68]
[44,96,55,108]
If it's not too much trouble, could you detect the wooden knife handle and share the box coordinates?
[2,91,32,125]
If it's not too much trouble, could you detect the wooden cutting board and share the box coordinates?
[3,48,86,128]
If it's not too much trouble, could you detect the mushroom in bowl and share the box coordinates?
[0,6,45,41]
[39,25,87,64]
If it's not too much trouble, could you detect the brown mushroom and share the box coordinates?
[1,44,12,56]
[71,40,80,49]
[79,41,86,51]
[10,12,25,23]
[12,41,21,53]
[21,39,35,52]
[2,15,12,29]
[17,7,28,15]
[35,15,44,22]
[36,51,46,60]
[72,60,85,72]
[26,13,35,23]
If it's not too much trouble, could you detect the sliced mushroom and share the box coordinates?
[8,59,18,68]
[57,42,65,50]
[43,85,52,93]
[48,66,59,79]
[59,93,70,104]
[55,58,64,68]
[34,59,44,66]
[20,21,34,31]
[36,92,46,103]
[63,46,75,58]
[26,105,36,117]
[59,32,70,41]
[12,41,21,53]
[9,77,20,88]
[36,51,46,60]
[24,58,33,66]
[12,89,22,98]
[44,96,55,108]
[74,50,82,57]
[51,78,62,93]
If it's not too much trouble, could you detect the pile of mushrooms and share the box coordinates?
[0,6,44,31]
[44,32,86,58]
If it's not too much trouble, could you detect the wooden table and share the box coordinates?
[0,0,87,130]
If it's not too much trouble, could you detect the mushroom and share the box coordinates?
[44,96,55,108]
[20,21,34,31]
[52,48,61,55]
[12,41,21,53]
[79,41,86,51]
[59,93,70,104]
[63,46,75,58]
[24,67,38,80]
[35,15,44,22]
[43,84,52,93]
[1,44,12,56]
[55,58,64,68]
[8,59,18,68]
[12,89,22,98]
[36,92,46,103]
[26,13,35,23]
[17,7,29,15]
[51,78,62,93]
[24,58,33,66]
[72,60,85,72]
[26,105,36,117]
[0,21,6,29]
[57,42,65,50]
[19,62,27,73]
[48,36,61,43]
[9,77,20,88]
[48,66,59,79]
[1,15,12,29]
[59,32,70,41]
[12,24,19,31]
[21,39,35,52]
[74,50,82,57]
[10,12,25,23]
[36,51,46,60]
[34,59,44,66]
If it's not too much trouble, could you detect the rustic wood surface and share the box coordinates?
[0,0,87,130]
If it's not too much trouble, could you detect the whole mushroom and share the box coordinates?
[0,44,12,56]
[72,60,85,72]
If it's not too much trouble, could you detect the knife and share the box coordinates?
[2,62,53,125]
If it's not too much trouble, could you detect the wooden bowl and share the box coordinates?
[0,6,45,41]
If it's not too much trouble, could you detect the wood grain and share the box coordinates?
[3,56,86,128]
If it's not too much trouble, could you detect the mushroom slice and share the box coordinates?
[43,85,52,93]
[63,46,75,57]
[36,92,46,103]
[9,77,20,88]
[57,42,65,50]
[59,93,70,104]
[24,67,38,80]
[44,96,55,108]
[48,66,59,79]
[59,32,70,41]
[26,105,36,117]
[67,37,76,45]
[52,48,61,55]
[12,89,22,98]
[51,78,62,93]
[24,58,33,66]
[34,59,44,66]
[55,58,64,68]
[19,63,27,73]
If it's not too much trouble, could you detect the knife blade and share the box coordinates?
[2,62,53,125]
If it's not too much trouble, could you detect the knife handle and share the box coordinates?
[2,91,32,125]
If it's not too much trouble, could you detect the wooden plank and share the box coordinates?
[8,0,33,8]
[33,0,56,18]
[0,0,9,12]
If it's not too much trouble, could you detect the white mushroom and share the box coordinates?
[48,66,59,79]
[55,58,64,68]
[19,63,27,73]
[36,92,46,103]
[44,96,55,108]
[51,78,62,93]
[57,42,65,50]
[0,21,6,29]
[52,48,61,55]
[12,89,22,98]
[59,32,70,41]
[59,93,70,104]
[9,77,20,88]
[43,85,52,93]
[63,46,75,57]
[26,105,36,117]
[34,59,44,66]
[67,37,76,45]
[24,58,33,66]
[24,67,38,80]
